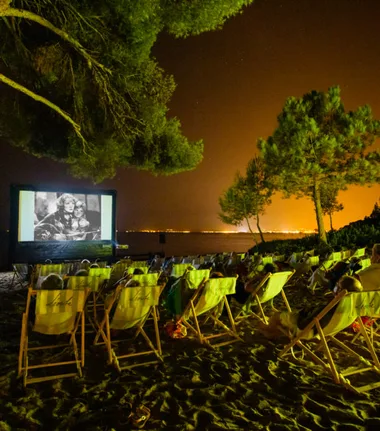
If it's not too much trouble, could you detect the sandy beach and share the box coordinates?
[1,272,380,430]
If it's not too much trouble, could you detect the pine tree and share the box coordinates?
[259,86,380,243]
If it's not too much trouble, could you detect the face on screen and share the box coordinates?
[17,190,113,242]
[74,206,84,218]
[64,198,75,213]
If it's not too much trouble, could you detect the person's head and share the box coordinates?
[125,279,140,288]
[41,273,64,290]
[57,193,77,214]
[74,200,86,219]
[133,268,144,275]
[371,244,380,264]
[263,263,277,274]
[337,275,363,293]
[210,271,224,278]
[75,269,89,276]
[90,263,99,269]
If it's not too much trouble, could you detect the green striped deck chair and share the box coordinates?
[262,256,273,265]
[19,287,89,386]
[236,271,295,325]
[181,276,242,348]
[279,290,380,393]
[95,261,108,268]
[39,264,64,277]
[94,284,163,371]
[171,263,195,278]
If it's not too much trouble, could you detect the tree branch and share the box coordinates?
[0,7,111,74]
[0,72,88,152]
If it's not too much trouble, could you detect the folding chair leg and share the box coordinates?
[152,307,162,356]
[105,315,113,365]
[18,314,27,377]
[190,301,204,344]
[315,320,340,384]
[358,317,380,368]
[255,294,268,325]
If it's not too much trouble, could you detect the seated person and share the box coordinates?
[264,276,363,340]
[229,263,278,305]
[74,269,89,277]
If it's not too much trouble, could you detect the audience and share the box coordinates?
[264,275,363,340]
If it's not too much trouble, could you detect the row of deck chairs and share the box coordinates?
[18,262,297,386]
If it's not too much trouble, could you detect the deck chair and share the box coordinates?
[94,283,163,371]
[39,264,64,277]
[279,290,380,393]
[19,288,89,386]
[357,258,371,272]
[129,261,149,268]
[88,267,112,280]
[341,250,352,260]
[67,276,101,328]
[127,266,149,275]
[235,271,295,325]
[351,248,366,259]
[132,273,160,287]
[10,263,30,289]
[171,263,195,278]
[327,251,342,262]
[180,276,242,348]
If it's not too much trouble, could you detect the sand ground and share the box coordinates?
[1,271,380,430]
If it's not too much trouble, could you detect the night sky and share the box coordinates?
[1,0,379,232]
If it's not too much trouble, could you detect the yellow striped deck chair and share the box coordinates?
[279,290,380,393]
[89,267,112,280]
[94,284,163,371]
[132,273,160,287]
[126,266,149,275]
[129,261,149,268]
[67,276,102,330]
[181,276,242,348]
[351,248,366,259]
[327,251,342,262]
[236,271,295,325]
[184,269,211,290]
[357,258,371,272]
[171,263,195,278]
[39,264,64,277]
[19,288,89,386]
[341,250,352,260]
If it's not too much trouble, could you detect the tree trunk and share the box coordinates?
[245,217,257,245]
[256,213,265,243]
[329,213,334,231]
[312,180,327,243]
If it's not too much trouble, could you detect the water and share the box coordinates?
[116,232,308,257]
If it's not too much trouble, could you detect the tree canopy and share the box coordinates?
[0,0,253,182]
[320,183,344,231]
[218,156,273,242]
[258,86,380,243]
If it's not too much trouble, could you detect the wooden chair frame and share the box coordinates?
[235,270,295,325]
[180,277,242,349]
[18,288,90,386]
[279,290,380,393]
[94,284,163,372]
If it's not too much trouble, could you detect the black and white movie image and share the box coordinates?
[34,192,101,241]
